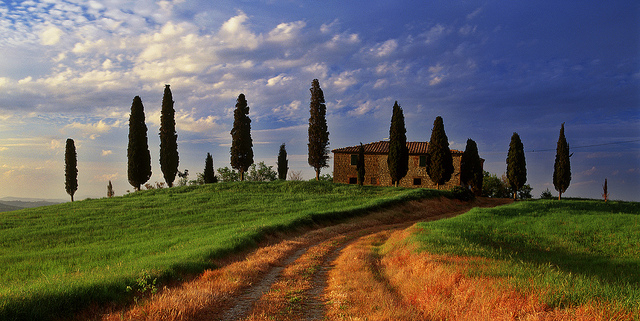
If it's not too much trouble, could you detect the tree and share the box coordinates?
[127,96,152,191]
[64,138,77,202]
[159,84,179,187]
[217,167,240,182]
[247,162,278,182]
[387,101,408,187]
[308,79,330,180]
[277,143,288,180]
[203,153,217,184]
[553,122,571,200]
[460,139,483,196]
[506,132,527,200]
[602,178,608,202]
[357,143,366,186]
[426,116,454,189]
[230,93,253,181]
[107,180,114,198]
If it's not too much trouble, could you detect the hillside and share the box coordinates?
[0,181,447,320]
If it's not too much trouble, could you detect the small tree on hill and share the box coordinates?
[277,143,288,180]
[387,101,408,187]
[159,84,179,187]
[230,93,253,181]
[203,153,217,184]
[553,122,571,200]
[308,79,330,180]
[127,96,152,191]
[426,116,454,189]
[357,143,366,185]
[602,178,608,202]
[460,139,483,196]
[506,132,527,200]
[107,180,114,198]
[64,138,78,202]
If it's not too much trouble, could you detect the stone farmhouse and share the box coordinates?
[332,141,475,189]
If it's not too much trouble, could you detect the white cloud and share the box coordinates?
[369,39,398,57]
[40,25,64,45]
[330,70,359,92]
[266,74,293,87]
[101,150,113,156]
[218,11,261,50]
[267,21,306,42]
[423,24,447,44]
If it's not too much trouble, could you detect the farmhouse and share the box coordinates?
[332,141,472,189]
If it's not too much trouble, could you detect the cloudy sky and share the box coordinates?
[0,0,638,201]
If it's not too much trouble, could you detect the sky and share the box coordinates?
[0,0,638,202]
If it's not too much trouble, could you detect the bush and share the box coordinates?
[451,186,474,201]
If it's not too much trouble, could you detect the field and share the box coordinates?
[397,199,640,318]
[0,180,439,320]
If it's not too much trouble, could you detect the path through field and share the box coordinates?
[99,197,510,321]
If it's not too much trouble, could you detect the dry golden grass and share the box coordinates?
[379,226,637,321]
[324,230,423,320]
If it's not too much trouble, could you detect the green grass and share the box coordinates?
[0,180,443,320]
[410,199,640,312]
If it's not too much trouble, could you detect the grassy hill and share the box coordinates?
[0,180,443,320]
[408,199,640,314]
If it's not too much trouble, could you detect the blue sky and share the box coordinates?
[0,0,638,201]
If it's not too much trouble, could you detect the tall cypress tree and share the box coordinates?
[308,79,330,180]
[357,143,366,186]
[387,101,408,187]
[159,84,179,187]
[230,93,253,181]
[127,96,152,191]
[553,122,571,200]
[64,138,77,202]
[277,143,288,180]
[460,138,483,196]
[506,132,527,200]
[426,116,454,189]
[203,153,217,184]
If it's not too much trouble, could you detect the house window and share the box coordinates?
[349,177,358,184]
[419,155,427,167]
[350,154,358,166]
[413,178,422,186]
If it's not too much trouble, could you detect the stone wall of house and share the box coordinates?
[333,152,463,189]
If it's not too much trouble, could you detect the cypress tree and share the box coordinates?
[460,139,483,196]
[387,101,408,186]
[506,132,527,200]
[277,143,288,180]
[357,142,366,186]
[64,138,77,202]
[553,122,571,200]
[203,153,217,184]
[308,79,330,180]
[107,180,114,198]
[127,96,152,191]
[159,84,179,187]
[426,116,454,189]
[230,93,253,181]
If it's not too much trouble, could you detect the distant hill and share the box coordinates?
[0,197,65,212]
[0,202,23,212]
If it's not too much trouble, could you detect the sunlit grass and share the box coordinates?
[0,180,436,320]
[410,199,640,314]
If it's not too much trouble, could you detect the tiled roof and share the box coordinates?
[332,141,463,154]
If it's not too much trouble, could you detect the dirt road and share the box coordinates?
[99,197,510,321]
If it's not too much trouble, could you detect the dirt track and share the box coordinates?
[97,197,510,321]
